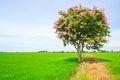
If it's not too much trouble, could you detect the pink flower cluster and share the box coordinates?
[99,8,108,23]
[88,11,95,16]
[54,5,109,42]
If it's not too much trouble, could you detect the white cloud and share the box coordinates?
[0,24,55,38]
[0,24,120,51]
[103,29,120,51]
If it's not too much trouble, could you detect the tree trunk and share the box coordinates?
[74,43,83,63]
[77,49,82,63]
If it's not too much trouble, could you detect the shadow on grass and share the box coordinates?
[64,57,110,63]
[83,57,111,63]
[64,58,78,63]
[97,58,111,62]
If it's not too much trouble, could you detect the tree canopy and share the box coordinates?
[54,5,110,62]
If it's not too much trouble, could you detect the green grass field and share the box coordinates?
[0,52,78,80]
[0,52,120,80]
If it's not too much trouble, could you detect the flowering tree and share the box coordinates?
[54,5,110,63]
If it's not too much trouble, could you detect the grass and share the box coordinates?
[91,52,120,80]
[0,52,120,80]
[0,52,78,80]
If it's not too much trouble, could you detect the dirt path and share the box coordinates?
[70,55,113,80]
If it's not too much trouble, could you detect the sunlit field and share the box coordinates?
[0,52,120,80]
[0,52,78,80]
[91,52,120,80]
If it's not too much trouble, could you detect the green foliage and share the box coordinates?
[54,5,110,50]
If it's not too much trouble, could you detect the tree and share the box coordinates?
[53,5,110,63]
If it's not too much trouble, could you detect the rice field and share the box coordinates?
[0,52,120,80]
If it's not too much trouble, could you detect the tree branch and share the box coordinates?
[81,42,84,52]
[73,44,77,50]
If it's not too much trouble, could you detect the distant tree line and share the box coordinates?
[37,50,120,53]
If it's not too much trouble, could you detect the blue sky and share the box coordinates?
[0,0,120,52]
